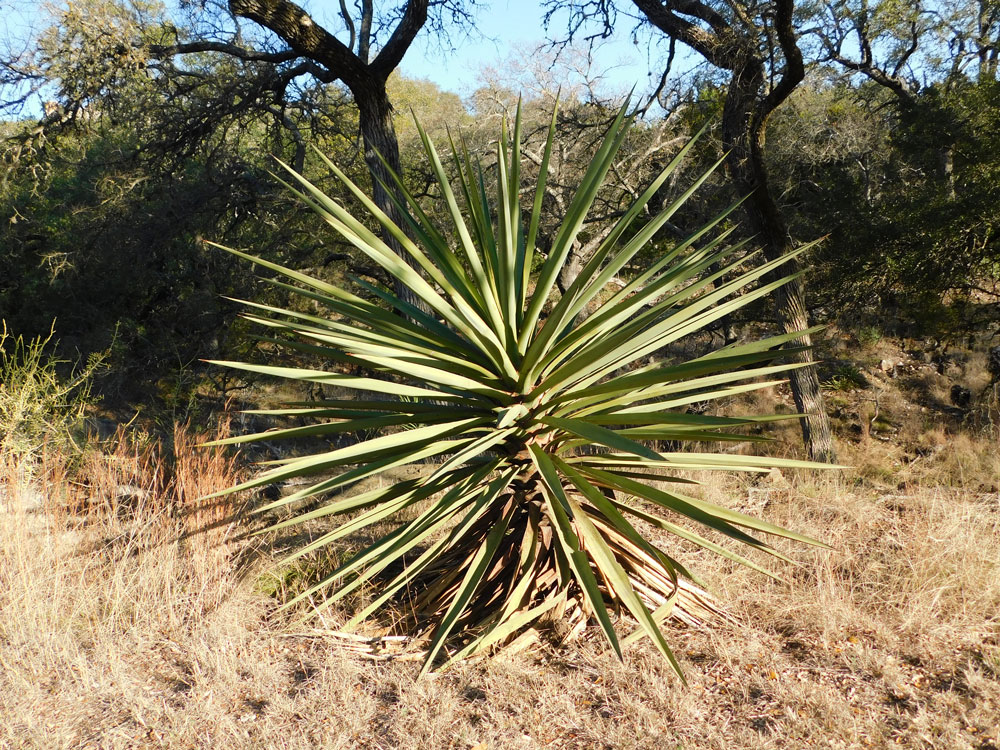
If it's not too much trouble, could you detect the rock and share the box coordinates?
[110,485,153,516]
[950,385,972,409]
[988,345,1000,384]
[114,484,152,502]
[258,483,281,502]
[936,357,963,378]
[765,468,788,487]
[879,358,898,376]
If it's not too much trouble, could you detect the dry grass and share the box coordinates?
[1,408,998,749]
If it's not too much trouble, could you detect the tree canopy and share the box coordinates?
[1,0,997,421]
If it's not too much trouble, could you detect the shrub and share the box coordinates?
[822,364,868,392]
[0,321,101,459]
[210,104,831,676]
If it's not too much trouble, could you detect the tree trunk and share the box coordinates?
[227,0,432,315]
[556,244,586,295]
[721,65,836,463]
[623,0,832,461]
[351,85,429,313]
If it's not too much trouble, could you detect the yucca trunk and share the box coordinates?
[408,473,719,654]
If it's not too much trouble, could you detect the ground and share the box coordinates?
[1,336,998,749]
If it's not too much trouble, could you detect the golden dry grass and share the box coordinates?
[1,410,998,749]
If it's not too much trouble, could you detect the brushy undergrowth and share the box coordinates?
[0,321,103,460]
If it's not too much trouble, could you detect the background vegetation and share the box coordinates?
[2,0,997,413]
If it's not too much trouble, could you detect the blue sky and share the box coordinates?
[396,0,659,97]
[2,0,677,113]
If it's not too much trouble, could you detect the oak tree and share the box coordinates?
[551,0,836,461]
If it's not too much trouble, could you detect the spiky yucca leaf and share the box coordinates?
[210,101,835,677]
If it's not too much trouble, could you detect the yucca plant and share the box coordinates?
[207,102,831,677]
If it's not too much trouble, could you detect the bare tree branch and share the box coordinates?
[339,0,358,53]
[228,0,371,86]
[147,40,299,63]
[359,0,374,63]
[370,0,428,77]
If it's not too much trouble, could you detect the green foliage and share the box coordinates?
[875,78,1000,290]
[0,321,102,458]
[770,77,1000,328]
[0,90,368,403]
[1,0,377,402]
[855,326,883,347]
[213,105,833,675]
[0,130,252,397]
[256,548,344,603]
[822,364,868,392]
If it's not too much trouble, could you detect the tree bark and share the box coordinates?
[628,0,836,462]
[721,60,836,463]
[352,85,429,312]
[228,0,430,312]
